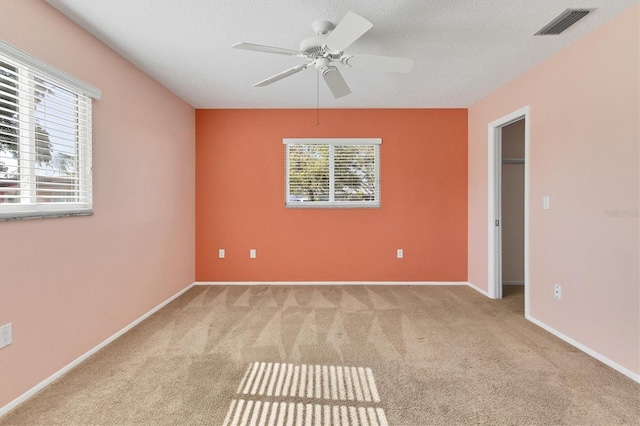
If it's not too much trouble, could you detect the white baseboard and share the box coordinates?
[466,281,490,297]
[526,314,640,384]
[196,281,469,286]
[0,282,196,419]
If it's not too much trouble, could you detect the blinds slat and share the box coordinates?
[1,194,88,199]
[0,190,86,195]
[0,182,85,191]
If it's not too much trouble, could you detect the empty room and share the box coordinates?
[0,0,638,425]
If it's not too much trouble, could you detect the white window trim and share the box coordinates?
[0,41,99,221]
[283,138,381,209]
[283,138,382,146]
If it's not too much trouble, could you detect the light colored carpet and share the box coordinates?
[1,285,638,425]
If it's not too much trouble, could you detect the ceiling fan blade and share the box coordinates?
[322,11,373,53]
[232,42,301,56]
[322,66,351,98]
[253,63,310,87]
[343,54,414,73]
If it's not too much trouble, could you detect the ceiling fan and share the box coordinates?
[232,11,414,98]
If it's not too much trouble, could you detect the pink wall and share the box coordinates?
[0,0,195,408]
[468,4,639,375]
[196,109,468,282]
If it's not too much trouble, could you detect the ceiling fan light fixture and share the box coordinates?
[315,57,330,71]
[322,66,351,98]
[232,11,413,98]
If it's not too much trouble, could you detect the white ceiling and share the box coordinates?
[45,0,637,109]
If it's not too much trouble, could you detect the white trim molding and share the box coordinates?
[527,314,640,383]
[283,138,382,145]
[487,106,531,319]
[196,281,469,286]
[283,138,382,209]
[466,281,490,297]
[0,282,196,419]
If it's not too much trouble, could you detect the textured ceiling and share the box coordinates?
[45,0,637,108]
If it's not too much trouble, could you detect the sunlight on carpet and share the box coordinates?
[223,361,388,426]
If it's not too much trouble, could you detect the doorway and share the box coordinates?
[487,106,530,317]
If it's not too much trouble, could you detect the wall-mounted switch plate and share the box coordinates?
[0,323,12,349]
[397,249,404,259]
[554,284,562,300]
[250,249,256,259]
[543,196,550,210]
[218,249,225,259]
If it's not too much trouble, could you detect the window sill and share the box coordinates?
[285,202,380,209]
[0,210,94,222]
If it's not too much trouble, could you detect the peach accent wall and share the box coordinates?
[196,109,467,282]
[0,0,195,408]
[468,4,639,374]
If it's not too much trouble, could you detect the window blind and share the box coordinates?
[0,43,99,220]
[283,138,381,208]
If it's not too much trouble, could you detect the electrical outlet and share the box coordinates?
[0,323,12,349]
[397,249,404,259]
[218,249,225,259]
[250,249,256,259]
[554,284,562,300]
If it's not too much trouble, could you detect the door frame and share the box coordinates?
[487,106,530,317]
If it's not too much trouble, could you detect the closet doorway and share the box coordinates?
[500,119,525,305]
[487,107,530,317]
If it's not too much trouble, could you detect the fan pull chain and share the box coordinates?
[316,69,320,125]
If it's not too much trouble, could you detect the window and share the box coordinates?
[0,41,100,220]
[284,138,381,208]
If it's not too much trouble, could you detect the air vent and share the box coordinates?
[535,9,593,36]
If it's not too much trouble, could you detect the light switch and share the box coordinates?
[250,249,256,259]
[543,196,550,210]
[397,249,404,259]
[218,249,225,259]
